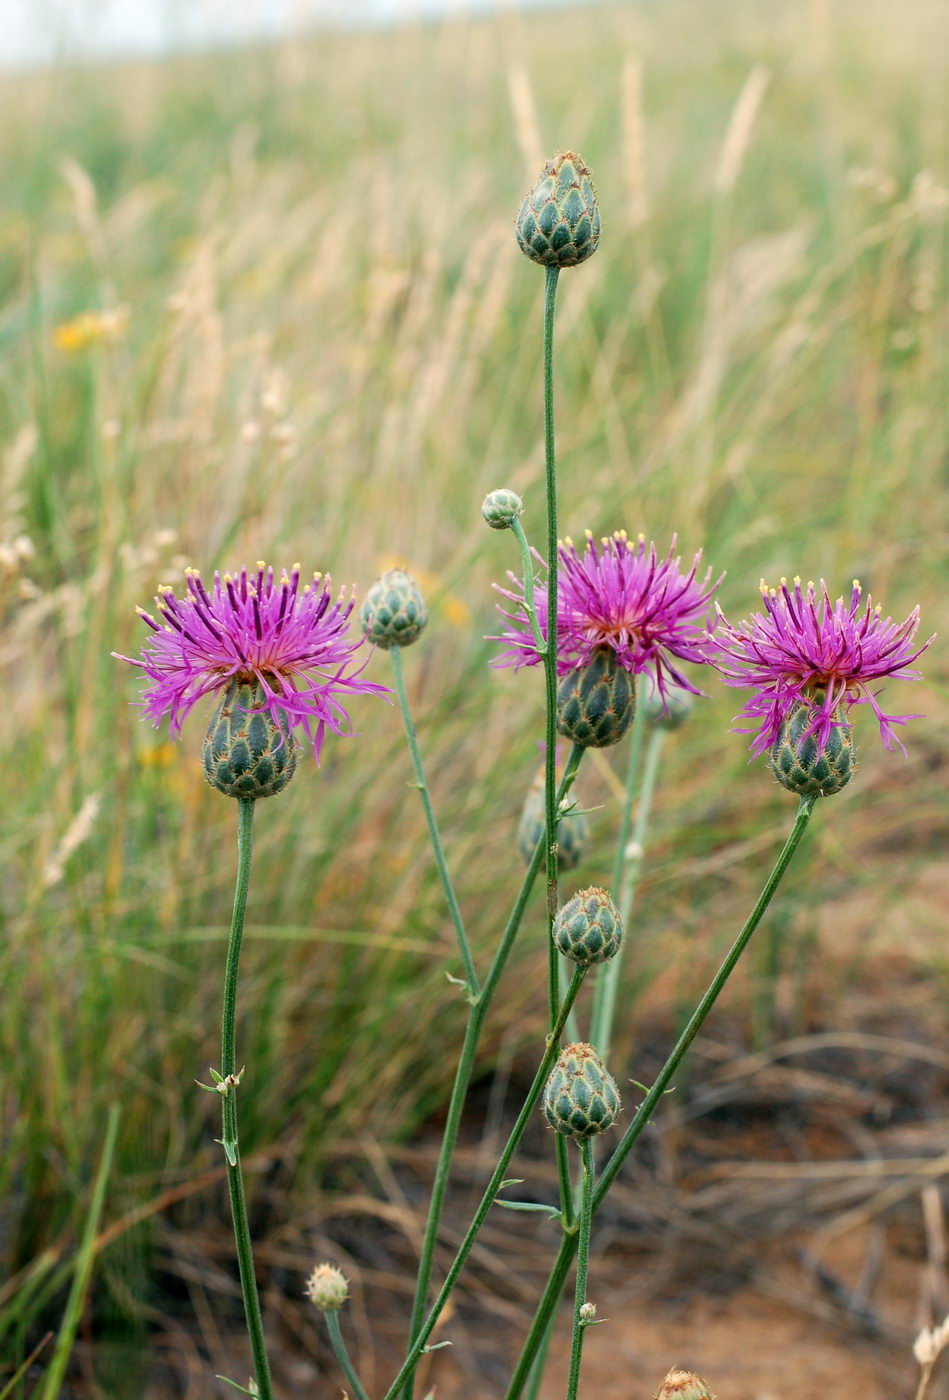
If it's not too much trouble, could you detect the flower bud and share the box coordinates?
[769,696,855,798]
[556,647,635,748]
[653,1369,714,1400]
[481,488,524,530]
[360,568,428,649]
[516,770,589,872]
[202,680,296,800]
[542,1042,621,1140]
[304,1263,349,1312]
[553,887,622,967]
[642,676,694,731]
[515,152,601,268]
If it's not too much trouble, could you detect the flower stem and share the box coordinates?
[591,716,665,1061]
[400,748,584,1400]
[388,645,479,995]
[220,798,274,1400]
[383,965,588,1400]
[324,1310,370,1400]
[565,1138,595,1400]
[504,795,818,1400]
[540,263,569,1236]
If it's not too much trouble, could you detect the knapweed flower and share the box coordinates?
[115,563,388,761]
[492,530,720,702]
[713,577,933,756]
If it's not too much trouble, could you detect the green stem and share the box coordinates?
[504,795,818,1399]
[325,1310,370,1400]
[219,798,274,1400]
[401,749,584,1399]
[388,645,479,995]
[591,721,665,1061]
[510,516,547,657]
[383,966,587,1400]
[541,263,567,1233]
[565,1139,595,1400]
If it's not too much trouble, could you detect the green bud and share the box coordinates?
[769,696,855,798]
[202,680,296,800]
[515,152,601,269]
[556,647,635,748]
[481,488,524,530]
[653,1369,714,1400]
[360,568,428,649]
[516,770,588,872]
[542,1042,621,1140]
[642,677,694,731]
[553,887,623,967]
[304,1263,349,1312]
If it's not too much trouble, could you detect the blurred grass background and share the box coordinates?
[0,0,946,1393]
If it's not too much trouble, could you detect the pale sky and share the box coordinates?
[2,0,591,69]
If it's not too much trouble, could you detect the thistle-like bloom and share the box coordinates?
[712,577,933,755]
[115,563,388,759]
[492,530,719,701]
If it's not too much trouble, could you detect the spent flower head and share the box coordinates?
[115,563,388,761]
[492,530,719,702]
[712,577,933,756]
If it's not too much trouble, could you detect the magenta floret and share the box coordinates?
[492,530,719,702]
[115,563,388,760]
[712,577,933,755]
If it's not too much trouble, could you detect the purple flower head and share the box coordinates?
[115,562,389,760]
[712,577,933,756]
[492,530,720,703]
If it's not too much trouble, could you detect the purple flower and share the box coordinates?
[492,530,720,701]
[712,577,933,756]
[115,563,388,760]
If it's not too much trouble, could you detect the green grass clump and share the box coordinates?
[0,0,945,1390]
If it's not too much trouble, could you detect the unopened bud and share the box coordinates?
[305,1263,349,1312]
[482,488,524,530]
[554,887,622,966]
[653,1369,714,1400]
[360,568,428,649]
[542,1042,621,1140]
[516,770,588,872]
[516,152,601,268]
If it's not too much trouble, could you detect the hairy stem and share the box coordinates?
[219,798,274,1400]
[383,966,587,1400]
[505,796,818,1399]
[400,749,584,1399]
[325,1310,370,1400]
[565,1138,595,1400]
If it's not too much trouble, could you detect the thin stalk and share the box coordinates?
[389,645,478,995]
[401,749,584,1399]
[383,966,587,1400]
[591,721,665,1061]
[541,263,569,1234]
[565,1138,595,1400]
[219,798,274,1400]
[510,516,547,657]
[325,1310,371,1400]
[504,796,818,1400]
